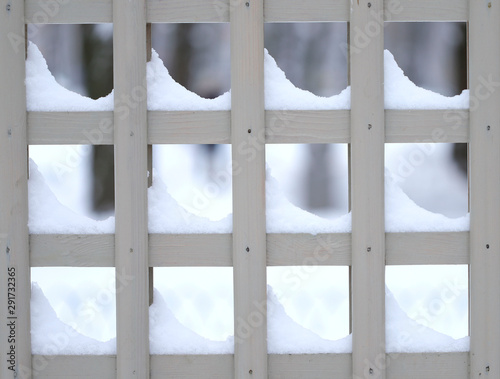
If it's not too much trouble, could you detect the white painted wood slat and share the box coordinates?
[0,2,31,378]
[468,0,500,378]
[113,0,150,377]
[350,0,386,377]
[230,0,268,376]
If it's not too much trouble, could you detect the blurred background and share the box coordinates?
[29,22,469,343]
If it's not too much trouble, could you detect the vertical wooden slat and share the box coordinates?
[469,0,500,378]
[350,0,386,378]
[113,0,150,377]
[230,0,267,377]
[146,23,154,307]
[0,3,31,379]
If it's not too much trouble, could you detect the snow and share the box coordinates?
[148,172,231,234]
[266,168,351,234]
[25,42,113,112]
[31,280,468,355]
[264,49,351,110]
[27,42,468,112]
[28,160,114,234]
[385,168,469,232]
[29,157,468,234]
[27,41,472,356]
[384,50,469,109]
[147,50,231,111]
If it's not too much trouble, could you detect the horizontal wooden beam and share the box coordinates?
[386,232,469,265]
[31,353,468,378]
[30,232,469,267]
[385,110,469,144]
[25,0,468,23]
[28,110,469,145]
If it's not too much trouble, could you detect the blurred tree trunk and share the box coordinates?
[81,25,114,215]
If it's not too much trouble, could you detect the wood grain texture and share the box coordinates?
[113,0,150,377]
[29,232,470,267]
[264,0,349,22]
[350,0,386,376]
[25,0,467,23]
[386,232,469,265]
[388,0,468,21]
[148,111,230,144]
[28,109,472,145]
[149,234,232,267]
[468,0,500,378]
[265,110,350,144]
[230,0,268,376]
[1,2,31,377]
[28,111,113,145]
[30,353,468,378]
[25,0,112,23]
[30,234,114,267]
[267,233,351,266]
[385,109,469,143]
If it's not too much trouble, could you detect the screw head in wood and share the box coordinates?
[245,2,250,6]
[369,368,374,374]
[249,369,253,374]
[368,123,372,130]
[486,244,490,249]
[248,129,252,133]
[246,247,250,252]
[487,125,491,131]
[6,4,11,11]
[367,2,372,7]
[367,247,371,252]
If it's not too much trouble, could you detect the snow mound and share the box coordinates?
[150,289,233,354]
[28,159,114,234]
[148,172,231,233]
[264,49,351,110]
[384,50,469,109]
[385,168,469,232]
[147,50,231,111]
[386,287,469,352]
[266,168,351,234]
[267,286,351,353]
[26,42,113,112]
[26,42,468,112]
[31,283,115,355]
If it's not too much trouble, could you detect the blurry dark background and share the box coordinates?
[29,22,467,215]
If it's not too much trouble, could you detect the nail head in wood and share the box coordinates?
[368,123,372,130]
[487,125,491,131]
[367,2,372,7]
[248,129,252,133]
[486,244,490,249]
[249,369,253,374]
[246,247,250,252]
[367,247,371,252]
